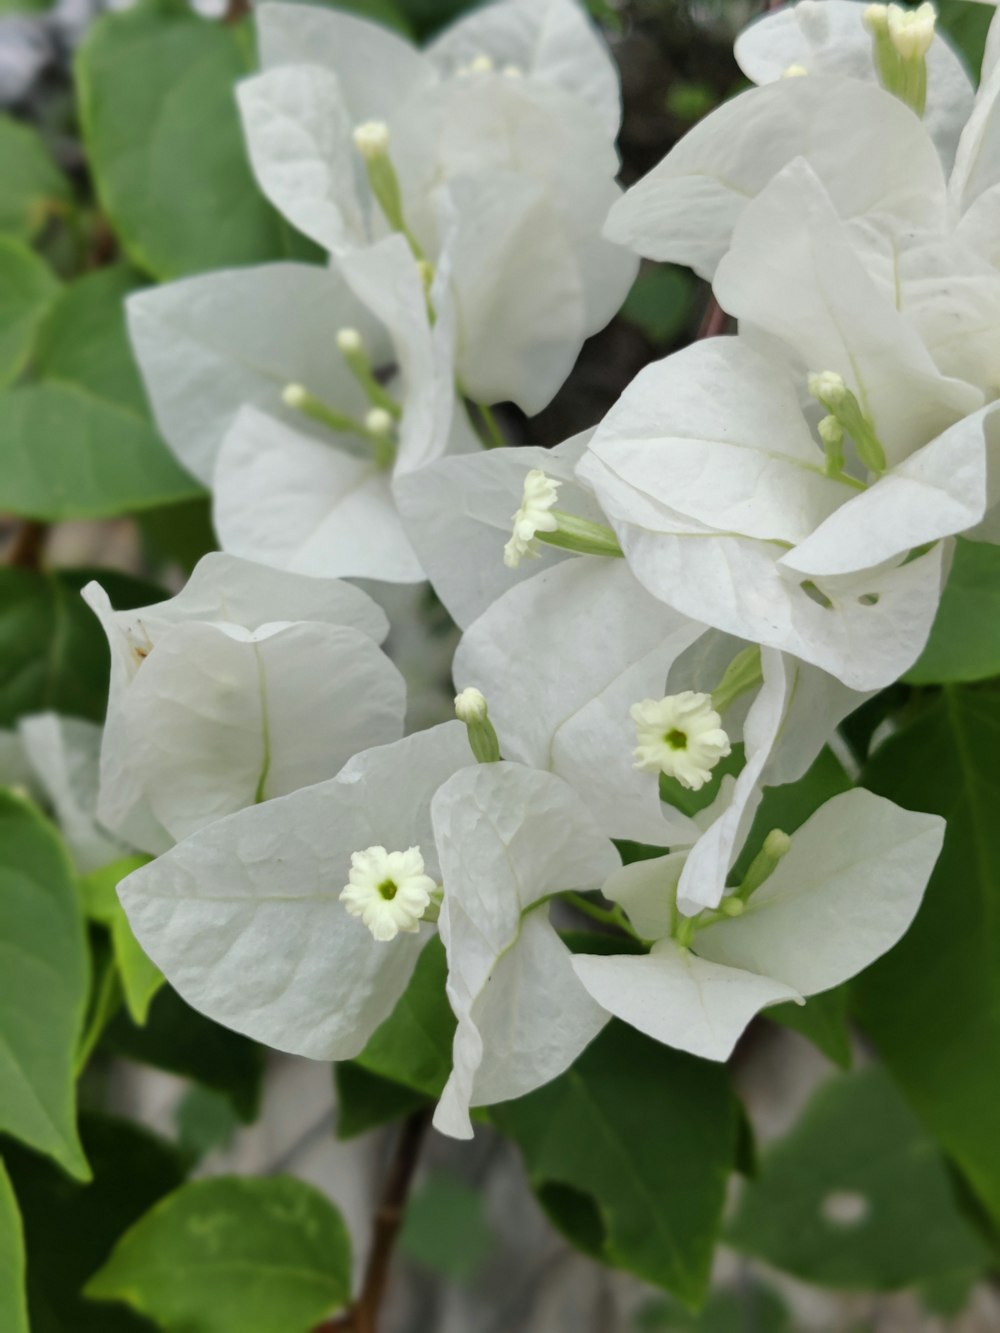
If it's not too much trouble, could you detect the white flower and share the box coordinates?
[503,469,561,568]
[887,2,936,61]
[630,692,731,791]
[82,553,406,853]
[573,789,944,1062]
[340,845,437,941]
[235,0,637,414]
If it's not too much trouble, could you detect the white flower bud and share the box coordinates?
[282,383,308,410]
[887,2,936,60]
[336,327,364,355]
[340,845,437,942]
[864,3,889,34]
[818,414,845,448]
[503,470,561,568]
[630,692,732,792]
[782,64,809,78]
[454,687,488,724]
[353,120,391,160]
[365,407,395,438]
[468,53,495,74]
[808,369,848,406]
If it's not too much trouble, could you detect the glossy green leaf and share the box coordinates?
[0,265,201,519]
[0,566,163,728]
[0,791,89,1179]
[105,985,265,1123]
[0,115,70,240]
[6,1112,185,1333]
[906,541,1000,685]
[0,1161,28,1333]
[0,238,60,388]
[77,2,316,280]
[855,687,1000,1223]
[491,1022,739,1308]
[729,1066,990,1291]
[87,1175,352,1333]
[82,857,162,1025]
[335,1062,429,1140]
[354,936,456,1098]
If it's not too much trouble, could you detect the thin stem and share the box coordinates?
[75,958,122,1076]
[563,892,639,941]
[697,297,728,340]
[316,1108,431,1333]
[465,399,507,450]
[7,520,48,570]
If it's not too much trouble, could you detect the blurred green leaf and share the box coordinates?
[491,1021,739,1308]
[0,1160,28,1333]
[87,1176,352,1333]
[0,239,60,389]
[0,266,201,520]
[0,792,89,1179]
[0,566,162,729]
[621,265,695,346]
[139,495,218,576]
[729,1066,990,1292]
[855,687,1000,1225]
[0,116,71,241]
[77,1,317,281]
[906,540,1000,684]
[81,857,162,1026]
[400,1173,495,1281]
[767,986,852,1070]
[105,985,265,1123]
[335,1062,429,1140]
[937,1,994,79]
[5,1113,185,1333]
[174,1087,241,1165]
[635,1281,792,1332]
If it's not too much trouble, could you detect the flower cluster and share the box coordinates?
[91,0,993,1139]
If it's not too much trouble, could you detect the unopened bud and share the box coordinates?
[365,407,395,439]
[353,120,390,160]
[454,686,488,724]
[735,828,792,901]
[888,1,936,60]
[468,54,494,74]
[455,687,501,763]
[808,370,848,407]
[864,3,889,34]
[282,383,308,410]
[336,327,364,356]
[782,63,809,78]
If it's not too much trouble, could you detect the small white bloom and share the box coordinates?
[340,845,437,942]
[353,120,391,160]
[336,327,364,355]
[503,470,561,569]
[454,686,488,723]
[631,692,732,791]
[863,4,889,34]
[887,2,936,60]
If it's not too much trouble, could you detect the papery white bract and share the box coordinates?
[237,0,637,413]
[83,553,406,852]
[574,789,944,1061]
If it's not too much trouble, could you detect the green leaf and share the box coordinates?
[660,744,745,818]
[174,1086,241,1164]
[82,857,162,1025]
[0,1160,28,1333]
[621,265,695,346]
[77,2,317,280]
[767,986,853,1070]
[491,1022,739,1308]
[334,1062,429,1140]
[399,1173,495,1282]
[0,791,89,1179]
[0,115,71,241]
[0,265,201,519]
[0,566,163,728]
[105,985,265,1122]
[854,687,1000,1223]
[5,1112,186,1333]
[635,1281,792,1332]
[87,1175,352,1333]
[728,1066,991,1291]
[0,238,60,389]
[905,540,1000,684]
[937,1,994,78]
[354,936,456,1098]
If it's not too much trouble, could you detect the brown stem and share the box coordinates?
[696,296,729,341]
[6,520,47,571]
[316,1108,432,1333]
